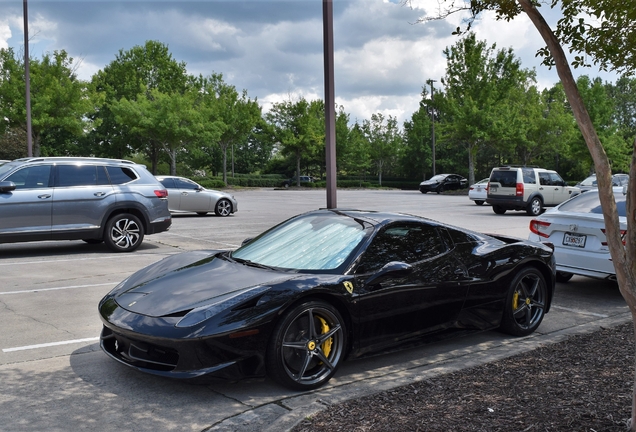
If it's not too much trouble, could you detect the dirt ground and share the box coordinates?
[293,322,635,432]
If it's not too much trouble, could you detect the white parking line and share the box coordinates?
[3,337,100,353]
[0,282,115,295]
[0,255,124,266]
[551,305,609,318]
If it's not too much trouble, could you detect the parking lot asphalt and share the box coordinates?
[0,188,629,432]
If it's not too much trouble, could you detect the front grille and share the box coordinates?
[101,326,179,372]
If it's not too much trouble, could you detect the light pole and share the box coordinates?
[23,0,33,157]
[323,0,336,208]
[427,79,436,176]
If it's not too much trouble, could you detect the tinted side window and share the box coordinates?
[56,165,109,187]
[107,167,138,184]
[539,172,551,186]
[549,173,564,186]
[174,178,199,190]
[521,168,536,184]
[5,165,52,189]
[357,223,447,273]
[160,178,176,188]
[490,170,517,187]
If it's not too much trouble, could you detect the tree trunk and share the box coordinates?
[296,150,301,187]
[518,1,636,430]
[170,148,177,176]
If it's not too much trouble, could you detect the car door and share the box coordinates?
[444,175,459,190]
[538,172,556,205]
[351,222,469,356]
[51,164,116,233]
[0,165,54,239]
[172,178,210,212]
[549,172,571,204]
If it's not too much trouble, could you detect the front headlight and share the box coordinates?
[175,286,270,328]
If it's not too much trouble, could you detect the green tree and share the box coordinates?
[111,87,201,175]
[0,48,95,157]
[266,98,324,186]
[402,90,433,180]
[197,74,261,183]
[90,40,188,162]
[439,32,533,185]
[362,113,402,186]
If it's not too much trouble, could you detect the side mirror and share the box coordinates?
[365,261,413,286]
[0,181,16,193]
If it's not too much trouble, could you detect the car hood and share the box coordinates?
[420,179,440,186]
[112,251,297,317]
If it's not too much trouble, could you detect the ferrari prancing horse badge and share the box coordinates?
[343,281,354,294]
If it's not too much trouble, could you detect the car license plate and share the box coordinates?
[563,232,586,248]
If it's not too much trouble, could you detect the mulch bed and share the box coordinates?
[293,323,635,432]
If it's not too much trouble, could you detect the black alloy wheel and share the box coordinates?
[104,213,144,252]
[266,299,346,390]
[500,267,547,336]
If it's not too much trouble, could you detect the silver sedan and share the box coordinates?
[528,188,626,282]
[156,176,237,217]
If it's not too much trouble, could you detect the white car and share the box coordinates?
[528,188,626,282]
[156,176,237,217]
[468,178,489,205]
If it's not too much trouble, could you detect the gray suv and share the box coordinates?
[0,157,171,252]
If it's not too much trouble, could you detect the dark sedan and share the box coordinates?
[419,174,468,194]
[99,209,555,390]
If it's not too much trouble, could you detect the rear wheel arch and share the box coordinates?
[101,204,149,235]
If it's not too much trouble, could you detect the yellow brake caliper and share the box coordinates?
[512,290,520,310]
[317,316,332,358]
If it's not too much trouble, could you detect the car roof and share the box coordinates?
[11,157,138,166]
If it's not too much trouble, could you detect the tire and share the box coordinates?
[196,212,208,216]
[436,185,444,194]
[103,213,144,252]
[420,190,427,194]
[82,239,103,245]
[493,205,506,215]
[526,197,543,216]
[500,267,547,336]
[474,200,484,206]
[556,271,573,283]
[215,199,232,217]
[266,299,347,390]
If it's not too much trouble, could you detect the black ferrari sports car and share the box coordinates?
[99,209,556,390]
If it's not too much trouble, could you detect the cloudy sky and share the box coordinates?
[0,0,619,125]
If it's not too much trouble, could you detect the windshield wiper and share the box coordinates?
[230,256,277,270]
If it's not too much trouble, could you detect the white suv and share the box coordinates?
[487,166,580,216]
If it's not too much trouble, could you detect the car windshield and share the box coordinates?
[231,212,370,270]
[558,190,627,217]
[0,162,18,179]
[578,175,597,187]
[429,175,446,181]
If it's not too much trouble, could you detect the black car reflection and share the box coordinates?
[419,174,468,194]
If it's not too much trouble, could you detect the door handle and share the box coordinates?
[94,192,106,197]
[37,194,51,199]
